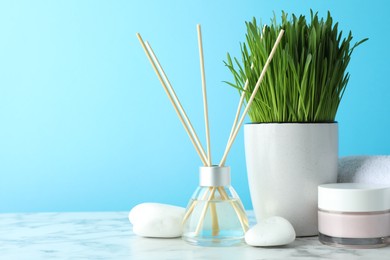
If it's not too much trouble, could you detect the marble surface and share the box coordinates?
[1,211,389,260]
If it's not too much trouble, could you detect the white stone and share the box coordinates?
[129,203,185,238]
[245,216,296,247]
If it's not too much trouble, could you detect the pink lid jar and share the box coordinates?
[318,183,390,248]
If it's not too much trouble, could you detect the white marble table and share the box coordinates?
[1,211,389,260]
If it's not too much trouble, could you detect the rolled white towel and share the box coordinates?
[338,156,390,185]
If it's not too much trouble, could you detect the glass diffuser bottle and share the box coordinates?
[182,166,249,246]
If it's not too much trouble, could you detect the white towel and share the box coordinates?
[338,156,390,185]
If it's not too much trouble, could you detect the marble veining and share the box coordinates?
[0,211,389,259]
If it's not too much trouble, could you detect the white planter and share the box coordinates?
[244,123,338,236]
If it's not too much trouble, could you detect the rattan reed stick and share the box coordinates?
[195,187,216,234]
[219,29,285,167]
[227,63,254,142]
[197,24,212,166]
[144,40,208,165]
[210,191,219,236]
[217,187,248,231]
[197,24,218,234]
[136,33,208,165]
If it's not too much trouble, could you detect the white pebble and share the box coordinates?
[129,203,185,238]
[245,216,296,247]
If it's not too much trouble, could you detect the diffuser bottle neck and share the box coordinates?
[199,166,231,187]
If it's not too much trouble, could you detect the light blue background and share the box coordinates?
[0,0,389,213]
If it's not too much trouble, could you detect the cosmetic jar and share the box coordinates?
[318,183,390,248]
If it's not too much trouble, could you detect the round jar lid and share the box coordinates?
[318,183,390,212]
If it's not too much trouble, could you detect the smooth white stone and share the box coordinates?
[129,203,185,238]
[245,216,296,247]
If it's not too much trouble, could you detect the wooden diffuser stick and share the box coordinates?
[197,24,218,235]
[136,33,208,165]
[227,63,254,142]
[219,29,285,167]
[197,24,212,166]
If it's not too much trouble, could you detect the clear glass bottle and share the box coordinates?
[182,166,249,246]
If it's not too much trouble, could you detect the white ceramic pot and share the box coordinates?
[244,123,338,236]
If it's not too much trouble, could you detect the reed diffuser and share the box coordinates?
[136,25,283,246]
